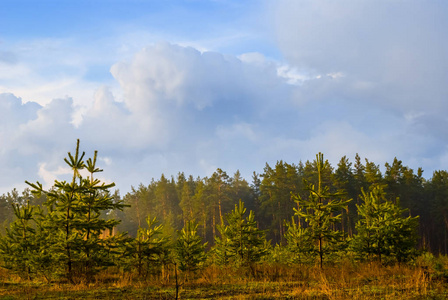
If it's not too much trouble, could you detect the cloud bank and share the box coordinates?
[1,1,447,194]
[0,43,298,192]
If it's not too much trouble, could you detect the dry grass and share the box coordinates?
[1,259,448,299]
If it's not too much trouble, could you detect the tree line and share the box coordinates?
[113,152,445,254]
[0,140,446,282]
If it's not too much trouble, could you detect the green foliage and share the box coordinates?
[4,148,448,284]
[214,200,267,270]
[25,139,126,282]
[178,175,197,224]
[333,156,357,237]
[0,202,39,279]
[174,220,207,274]
[0,200,55,281]
[259,161,302,244]
[427,170,448,253]
[352,185,419,263]
[262,243,288,264]
[120,216,170,277]
[293,153,351,267]
[284,217,314,264]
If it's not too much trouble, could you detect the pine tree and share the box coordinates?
[333,156,356,236]
[259,161,301,244]
[0,198,54,282]
[120,183,155,236]
[0,201,40,279]
[77,150,126,279]
[154,174,180,235]
[364,159,382,186]
[230,170,254,212]
[214,200,267,273]
[284,217,313,264]
[352,185,419,263]
[207,168,232,230]
[174,220,207,279]
[293,153,351,268]
[353,154,368,204]
[26,139,125,282]
[191,180,210,242]
[179,176,196,225]
[26,140,87,282]
[121,216,169,278]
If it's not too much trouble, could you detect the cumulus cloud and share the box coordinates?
[102,43,299,180]
[0,43,297,193]
[1,29,447,195]
[37,163,71,189]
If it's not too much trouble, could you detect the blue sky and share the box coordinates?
[1,0,447,194]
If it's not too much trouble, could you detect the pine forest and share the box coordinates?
[1,140,448,299]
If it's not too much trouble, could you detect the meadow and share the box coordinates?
[1,256,448,300]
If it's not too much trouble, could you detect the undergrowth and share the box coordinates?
[1,254,448,299]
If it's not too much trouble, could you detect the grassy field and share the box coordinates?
[1,259,448,299]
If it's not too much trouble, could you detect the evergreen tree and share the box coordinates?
[0,189,46,234]
[26,140,87,282]
[121,183,155,236]
[77,150,126,279]
[230,170,253,212]
[191,179,210,243]
[174,220,207,279]
[0,193,15,234]
[120,216,169,278]
[284,217,313,264]
[352,185,419,263]
[0,201,40,279]
[26,139,125,282]
[293,153,351,268]
[179,175,197,225]
[364,159,382,187]
[384,158,404,202]
[353,154,368,204]
[154,175,180,237]
[214,200,267,272]
[207,169,232,230]
[259,161,301,244]
[426,170,448,253]
[333,156,356,236]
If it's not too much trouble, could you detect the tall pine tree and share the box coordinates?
[26,139,125,282]
[293,153,351,268]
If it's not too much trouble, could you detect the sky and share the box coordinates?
[1,0,447,195]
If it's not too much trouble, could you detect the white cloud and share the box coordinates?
[276,65,309,85]
[0,43,297,193]
[37,163,71,189]
[1,17,448,196]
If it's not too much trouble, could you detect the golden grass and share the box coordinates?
[1,259,448,299]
